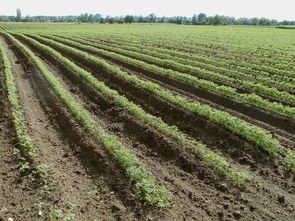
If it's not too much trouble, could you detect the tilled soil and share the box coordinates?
[0,50,40,221]
[50,35,294,107]
[0,33,295,221]
[38,34,295,146]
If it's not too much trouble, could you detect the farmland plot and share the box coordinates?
[0,23,295,220]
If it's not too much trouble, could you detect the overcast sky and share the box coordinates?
[1,0,294,21]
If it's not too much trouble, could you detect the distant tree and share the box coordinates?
[108,17,115,23]
[0,15,12,22]
[159,16,168,23]
[88,14,94,22]
[94,14,101,22]
[23,15,33,22]
[250,17,259,26]
[116,16,124,23]
[79,13,89,22]
[281,20,290,25]
[192,14,198,25]
[138,16,144,23]
[16,8,22,22]
[148,13,157,23]
[0,10,294,26]
[175,16,184,24]
[258,17,267,26]
[198,13,207,25]
[270,19,278,26]
[212,15,224,25]
[124,15,134,24]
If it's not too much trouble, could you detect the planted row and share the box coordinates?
[42,34,295,119]
[6,33,172,208]
[28,33,295,173]
[131,33,295,77]
[76,33,295,88]
[0,38,48,180]
[88,32,295,79]
[17,33,249,185]
[67,34,295,104]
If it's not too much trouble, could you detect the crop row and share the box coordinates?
[42,34,295,120]
[77,32,295,84]
[135,32,295,74]
[15,27,295,77]
[73,33,295,91]
[26,33,295,173]
[180,33,295,66]
[6,33,171,208]
[88,31,295,78]
[16,33,249,185]
[62,34,295,104]
[0,38,36,155]
[0,37,48,180]
[5,23,295,71]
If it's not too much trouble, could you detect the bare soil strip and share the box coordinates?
[52,35,295,107]
[0,41,39,221]
[14,34,295,220]
[4,35,140,221]
[102,54,295,145]
[38,35,295,139]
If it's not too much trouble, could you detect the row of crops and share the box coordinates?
[0,23,295,220]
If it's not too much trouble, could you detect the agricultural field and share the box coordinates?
[0,23,295,220]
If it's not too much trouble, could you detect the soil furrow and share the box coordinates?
[0,40,40,221]
[20,35,295,195]
[111,61,295,146]
[4,35,141,221]
[33,52,295,221]
[51,35,295,108]
[41,35,295,136]
[1,28,295,221]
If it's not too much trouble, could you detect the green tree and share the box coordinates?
[87,14,94,22]
[251,17,259,25]
[16,8,22,22]
[198,13,207,25]
[94,14,101,22]
[175,16,184,24]
[192,14,198,25]
[124,15,134,24]
[79,13,89,22]
[148,13,157,23]
[212,15,224,25]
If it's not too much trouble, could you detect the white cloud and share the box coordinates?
[0,0,294,21]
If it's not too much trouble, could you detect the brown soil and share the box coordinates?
[0,42,41,221]
[40,34,295,140]
[94,36,295,90]
[11,33,295,220]
[0,33,295,221]
[48,35,295,107]
[31,34,295,148]
[145,40,295,81]
[83,37,295,94]
[3,36,139,221]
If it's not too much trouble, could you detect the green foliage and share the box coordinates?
[0,208,8,216]
[49,206,75,221]
[284,151,295,173]
[0,39,49,183]
[35,35,286,154]
[0,40,36,155]
[60,34,295,118]
[28,34,295,174]
[87,190,98,195]
[7,33,171,208]
[19,33,249,185]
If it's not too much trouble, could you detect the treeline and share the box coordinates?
[1,11,295,26]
